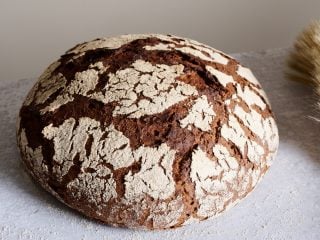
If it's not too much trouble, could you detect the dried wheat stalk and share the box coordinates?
[287,20,320,114]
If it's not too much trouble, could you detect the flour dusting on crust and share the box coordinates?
[124,143,176,200]
[93,60,198,118]
[180,95,215,131]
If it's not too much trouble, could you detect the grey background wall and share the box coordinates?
[1,0,320,81]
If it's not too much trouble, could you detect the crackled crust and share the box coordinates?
[16,34,279,230]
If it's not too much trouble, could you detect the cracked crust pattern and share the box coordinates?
[93,59,197,118]
[16,34,279,230]
[180,95,215,131]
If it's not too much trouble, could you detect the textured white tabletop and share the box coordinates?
[0,48,319,240]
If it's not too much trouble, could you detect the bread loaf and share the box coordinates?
[16,34,279,229]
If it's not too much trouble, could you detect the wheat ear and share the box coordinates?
[287,20,320,111]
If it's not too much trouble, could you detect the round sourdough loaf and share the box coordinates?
[17,34,279,229]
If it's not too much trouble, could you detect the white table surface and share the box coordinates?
[0,48,319,240]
